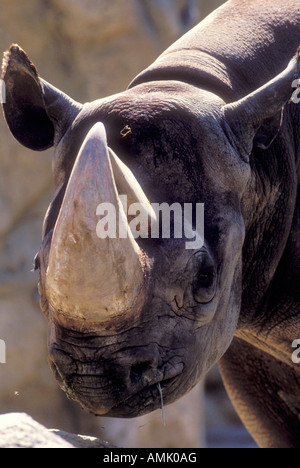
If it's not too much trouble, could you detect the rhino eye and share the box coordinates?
[191,252,217,304]
[193,269,216,303]
[197,272,214,288]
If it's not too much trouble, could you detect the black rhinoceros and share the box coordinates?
[2,0,300,448]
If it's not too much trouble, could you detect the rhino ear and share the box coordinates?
[222,48,300,158]
[1,44,82,151]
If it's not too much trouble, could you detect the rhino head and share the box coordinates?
[2,44,298,417]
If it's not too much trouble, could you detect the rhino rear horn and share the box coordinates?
[223,48,300,156]
[1,44,82,150]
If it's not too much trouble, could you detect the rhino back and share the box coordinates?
[130,0,300,101]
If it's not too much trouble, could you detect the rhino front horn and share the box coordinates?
[46,122,148,331]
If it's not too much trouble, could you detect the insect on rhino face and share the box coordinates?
[2,43,297,417]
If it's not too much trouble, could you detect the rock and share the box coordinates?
[0,412,74,448]
[50,429,116,449]
[0,413,115,448]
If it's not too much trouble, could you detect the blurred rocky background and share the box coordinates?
[0,0,256,448]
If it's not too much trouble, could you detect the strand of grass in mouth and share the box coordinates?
[157,383,166,427]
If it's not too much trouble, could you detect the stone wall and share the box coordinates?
[0,0,231,448]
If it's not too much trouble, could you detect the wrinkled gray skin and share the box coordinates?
[2,0,300,448]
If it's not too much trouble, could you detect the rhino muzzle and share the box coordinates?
[45,122,155,331]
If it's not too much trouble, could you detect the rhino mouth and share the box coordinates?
[49,343,184,417]
[107,375,182,418]
[106,363,185,417]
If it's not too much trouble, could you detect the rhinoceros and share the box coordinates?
[2,0,300,448]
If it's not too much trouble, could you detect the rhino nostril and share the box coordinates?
[114,344,161,388]
[130,361,154,385]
